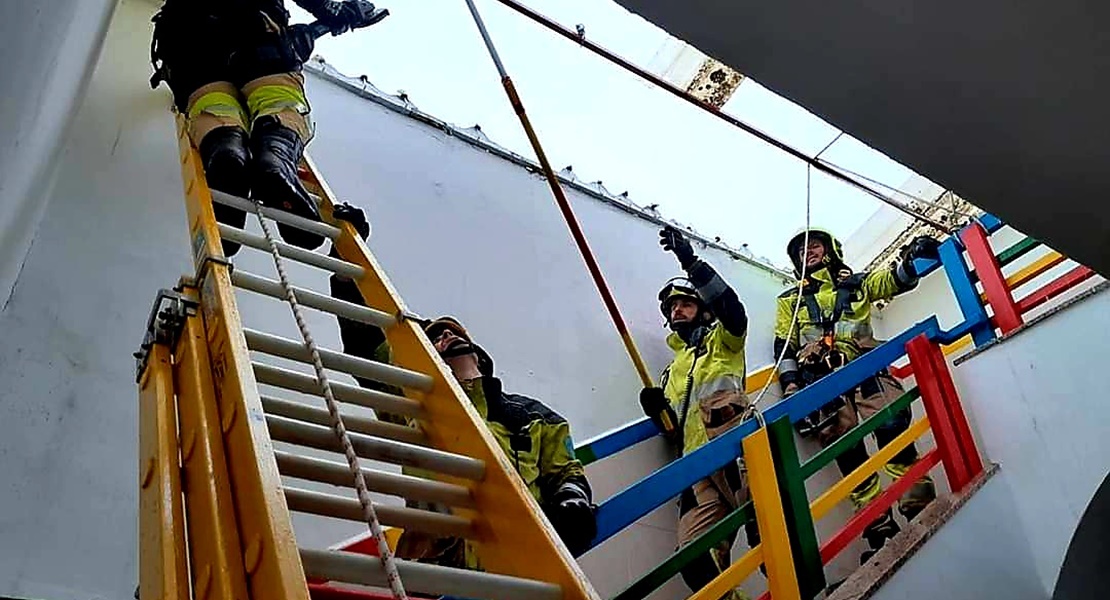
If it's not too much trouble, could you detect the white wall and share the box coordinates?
[951,287,1110,593]
[0,1,790,597]
[870,473,1046,600]
[0,0,118,308]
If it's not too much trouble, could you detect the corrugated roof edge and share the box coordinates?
[304,58,793,281]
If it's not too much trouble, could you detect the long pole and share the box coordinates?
[462,0,654,387]
[489,0,952,233]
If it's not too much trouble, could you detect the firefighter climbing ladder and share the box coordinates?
[136,115,601,600]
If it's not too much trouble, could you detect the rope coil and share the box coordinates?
[251,201,408,600]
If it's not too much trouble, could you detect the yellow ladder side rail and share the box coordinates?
[300,153,601,600]
[176,116,312,600]
[138,340,189,600]
[174,282,253,600]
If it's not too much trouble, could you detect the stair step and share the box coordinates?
[211,189,340,240]
[274,451,475,508]
[300,549,563,600]
[261,395,427,446]
[252,362,424,419]
[245,329,434,392]
[284,487,474,538]
[266,415,486,480]
[219,224,364,279]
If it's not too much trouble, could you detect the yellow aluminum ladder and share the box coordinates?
[136,116,600,600]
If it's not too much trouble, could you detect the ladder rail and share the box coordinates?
[174,116,313,600]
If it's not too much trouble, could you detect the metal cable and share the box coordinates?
[747,165,813,416]
[251,202,408,599]
[815,159,977,221]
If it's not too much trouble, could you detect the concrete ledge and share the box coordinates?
[826,463,1001,600]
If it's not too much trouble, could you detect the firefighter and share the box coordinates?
[640,226,753,600]
[774,228,940,563]
[326,205,597,565]
[149,0,385,255]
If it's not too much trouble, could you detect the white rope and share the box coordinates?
[747,164,814,418]
[251,202,409,600]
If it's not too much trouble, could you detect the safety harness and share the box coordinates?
[794,270,866,435]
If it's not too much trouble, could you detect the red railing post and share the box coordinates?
[962,222,1023,334]
[906,334,969,491]
[924,338,984,483]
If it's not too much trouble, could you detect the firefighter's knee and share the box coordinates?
[242,73,313,141]
[185,82,248,145]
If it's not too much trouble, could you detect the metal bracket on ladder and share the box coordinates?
[133,287,198,382]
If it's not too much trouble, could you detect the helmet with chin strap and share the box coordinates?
[786,228,845,279]
[658,277,714,326]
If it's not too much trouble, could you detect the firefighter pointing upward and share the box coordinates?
[774,228,940,564]
[641,226,753,600]
[150,0,386,255]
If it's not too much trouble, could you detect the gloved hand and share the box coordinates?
[640,387,679,440]
[544,482,597,557]
[332,202,370,240]
[900,235,941,277]
[659,226,697,269]
[782,382,800,398]
[313,0,388,35]
[286,23,317,63]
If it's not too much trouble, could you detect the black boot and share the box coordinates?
[860,509,900,564]
[198,126,250,256]
[249,115,324,250]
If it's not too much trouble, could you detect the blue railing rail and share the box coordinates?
[585,225,1001,550]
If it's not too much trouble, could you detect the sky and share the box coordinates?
[291,0,923,270]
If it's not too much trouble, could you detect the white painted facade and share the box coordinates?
[1,2,1106,599]
[0,2,790,598]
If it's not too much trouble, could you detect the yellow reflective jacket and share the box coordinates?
[663,321,749,455]
[774,265,906,365]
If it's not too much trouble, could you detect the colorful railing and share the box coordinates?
[575,213,1098,600]
[890,219,1099,377]
[310,213,1097,599]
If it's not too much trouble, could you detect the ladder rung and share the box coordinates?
[246,329,434,392]
[261,395,427,446]
[219,224,364,279]
[274,451,475,508]
[300,549,563,600]
[252,362,423,419]
[284,487,474,539]
[211,189,341,240]
[233,270,394,329]
[267,415,486,481]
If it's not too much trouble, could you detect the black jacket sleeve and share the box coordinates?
[686,259,748,338]
[329,274,402,398]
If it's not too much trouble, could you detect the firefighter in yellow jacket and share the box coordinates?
[774,228,940,563]
[150,0,386,255]
[640,227,753,600]
[326,205,596,566]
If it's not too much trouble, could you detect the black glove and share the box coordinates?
[313,0,388,35]
[544,482,597,557]
[659,226,697,269]
[286,23,318,64]
[332,202,370,240]
[900,235,941,277]
[640,387,679,440]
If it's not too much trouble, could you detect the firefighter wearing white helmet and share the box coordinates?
[641,226,753,600]
[774,227,941,564]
